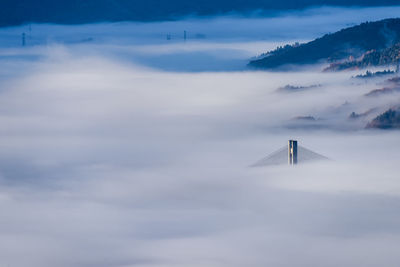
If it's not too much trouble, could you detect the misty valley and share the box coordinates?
[0,5,399,267]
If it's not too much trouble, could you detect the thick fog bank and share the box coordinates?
[0,6,399,267]
[0,50,399,266]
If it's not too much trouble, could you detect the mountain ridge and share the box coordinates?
[249,18,400,70]
[1,0,400,27]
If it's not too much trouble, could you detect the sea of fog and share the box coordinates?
[0,6,400,267]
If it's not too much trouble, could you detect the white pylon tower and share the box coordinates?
[288,140,298,165]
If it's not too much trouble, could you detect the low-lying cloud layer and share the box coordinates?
[2,5,400,71]
[0,6,400,267]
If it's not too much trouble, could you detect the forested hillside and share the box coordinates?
[1,0,399,27]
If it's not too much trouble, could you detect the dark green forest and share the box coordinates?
[249,18,400,69]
